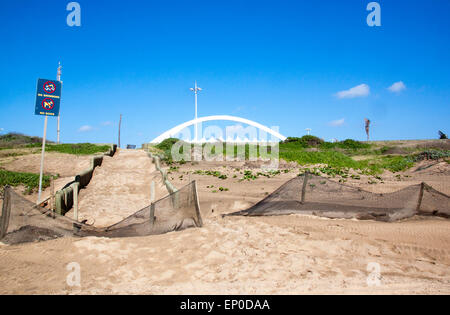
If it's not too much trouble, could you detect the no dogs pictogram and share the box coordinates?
[41,98,55,110]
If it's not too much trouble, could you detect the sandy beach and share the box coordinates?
[1,149,449,294]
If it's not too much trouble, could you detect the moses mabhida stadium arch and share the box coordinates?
[150,115,287,144]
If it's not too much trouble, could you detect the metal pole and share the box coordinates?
[57,116,60,144]
[38,116,48,204]
[57,62,62,144]
[190,82,202,143]
[118,114,122,148]
[195,81,198,142]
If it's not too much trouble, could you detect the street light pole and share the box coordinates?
[190,81,202,142]
[56,62,62,144]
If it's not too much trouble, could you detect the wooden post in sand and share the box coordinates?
[50,176,55,216]
[301,170,309,204]
[0,186,11,239]
[416,182,425,213]
[193,180,203,227]
[149,203,155,227]
[150,181,155,204]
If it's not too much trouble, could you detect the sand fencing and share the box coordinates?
[147,152,178,195]
[228,173,450,222]
[0,179,203,244]
[147,153,203,227]
[54,144,117,215]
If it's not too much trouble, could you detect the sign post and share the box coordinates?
[57,62,62,144]
[38,116,48,204]
[35,78,62,204]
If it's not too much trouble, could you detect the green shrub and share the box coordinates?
[155,138,181,152]
[410,150,450,162]
[282,135,324,147]
[378,156,414,173]
[319,139,371,150]
[337,139,371,150]
[0,133,46,148]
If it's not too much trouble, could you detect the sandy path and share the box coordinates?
[69,149,167,227]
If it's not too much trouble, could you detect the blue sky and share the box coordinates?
[0,0,449,145]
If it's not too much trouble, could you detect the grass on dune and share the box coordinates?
[0,169,52,195]
[25,143,111,155]
[153,136,449,174]
[1,133,111,156]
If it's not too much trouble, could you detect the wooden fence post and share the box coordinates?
[0,186,12,239]
[73,182,79,221]
[193,180,203,227]
[301,171,309,204]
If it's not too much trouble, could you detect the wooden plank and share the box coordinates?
[301,171,309,204]
[192,180,203,227]
[0,186,12,239]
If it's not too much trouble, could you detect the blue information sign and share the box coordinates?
[35,78,62,117]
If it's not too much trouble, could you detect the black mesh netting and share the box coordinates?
[0,181,203,245]
[228,174,449,222]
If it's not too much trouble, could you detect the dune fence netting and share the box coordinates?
[0,181,203,245]
[228,173,449,222]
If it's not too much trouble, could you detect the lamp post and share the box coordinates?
[56,62,62,144]
[190,82,202,143]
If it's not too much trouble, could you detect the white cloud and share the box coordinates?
[329,118,345,127]
[101,121,113,126]
[388,81,406,93]
[335,84,370,99]
[78,125,93,132]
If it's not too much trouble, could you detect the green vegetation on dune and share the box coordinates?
[0,170,52,195]
[156,138,275,164]
[280,137,450,174]
[42,143,111,155]
[152,135,449,175]
[24,143,111,155]
[154,138,180,152]
[280,148,363,168]
[0,133,111,156]
[0,133,50,150]
[283,136,371,150]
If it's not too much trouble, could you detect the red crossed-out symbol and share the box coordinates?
[43,81,56,94]
[41,98,55,110]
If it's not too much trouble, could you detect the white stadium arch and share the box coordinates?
[150,115,287,143]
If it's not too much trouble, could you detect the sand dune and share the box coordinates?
[0,152,449,294]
